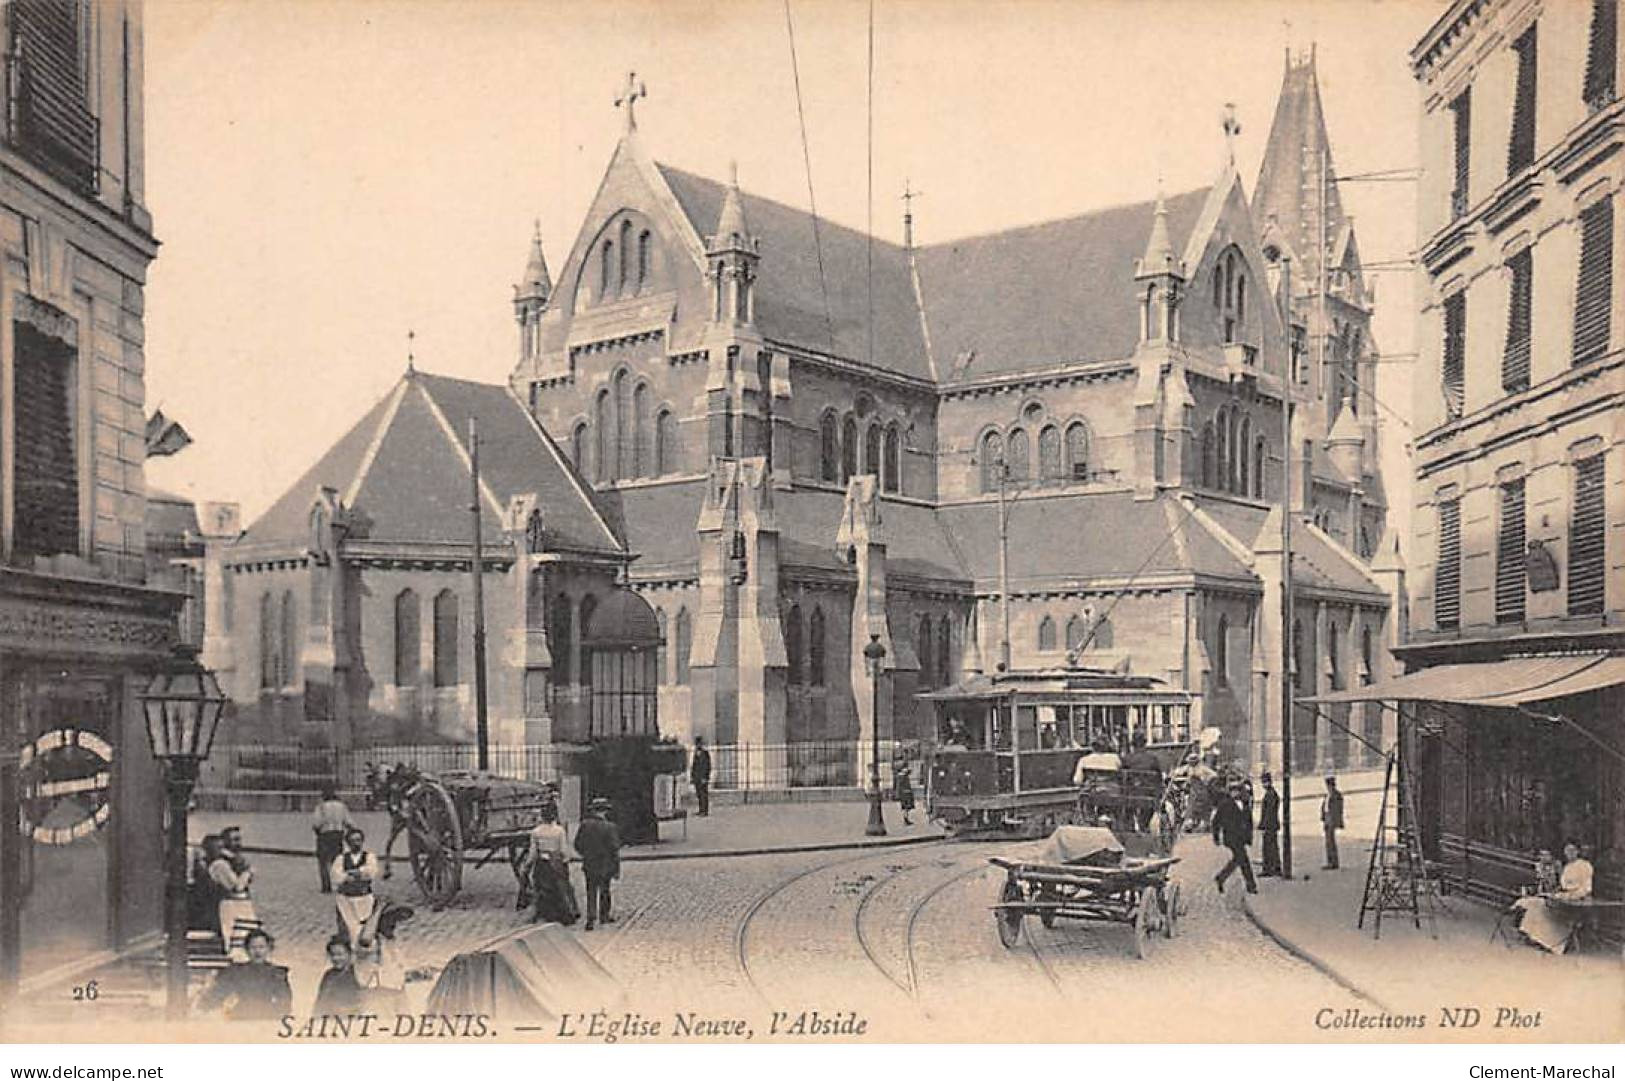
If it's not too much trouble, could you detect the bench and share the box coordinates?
[1436,836,1623,953]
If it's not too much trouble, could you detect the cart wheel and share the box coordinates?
[406,782,463,909]
[1162,882,1181,938]
[995,878,1024,949]
[1132,886,1158,959]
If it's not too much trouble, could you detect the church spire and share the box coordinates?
[706,162,760,326]
[513,222,551,363]
[714,161,751,249]
[1138,189,1178,275]
[1134,189,1185,343]
[1254,43,1346,284]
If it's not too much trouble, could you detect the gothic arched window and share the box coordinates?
[674,606,691,685]
[525,509,545,553]
[1005,428,1030,484]
[883,424,900,493]
[1037,614,1057,652]
[259,592,276,689]
[633,382,651,477]
[918,614,934,690]
[572,421,589,476]
[1200,423,1216,489]
[864,423,882,478]
[841,415,858,483]
[1291,618,1305,692]
[551,593,573,686]
[809,607,827,686]
[394,589,420,686]
[1065,422,1089,481]
[433,589,459,687]
[656,409,676,475]
[600,240,613,299]
[1038,425,1062,482]
[1215,614,1229,687]
[613,370,630,481]
[1254,436,1267,498]
[1065,614,1086,651]
[594,390,611,484]
[820,412,839,483]
[937,618,951,686]
[1232,412,1246,493]
[980,430,1002,493]
[785,604,803,685]
[1093,616,1114,649]
[618,220,632,292]
[1327,620,1342,691]
[280,591,297,688]
[637,230,652,291]
[656,608,668,684]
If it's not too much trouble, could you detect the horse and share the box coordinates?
[363,762,422,881]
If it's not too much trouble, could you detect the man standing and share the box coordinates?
[332,827,378,946]
[1212,782,1257,894]
[1257,772,1282,878]
[690,736,712,817]
[1321,775,1344,870]
[574,797,623,931]
[311,786,355,894]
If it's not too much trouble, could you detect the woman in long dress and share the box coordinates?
[525,804,579,925]
[1513,841,1594,952]
[208,840,256,962]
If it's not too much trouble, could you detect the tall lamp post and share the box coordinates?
[139,644,227,1022]
[863,635,887,837]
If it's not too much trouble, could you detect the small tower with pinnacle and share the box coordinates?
[706,163,759,326]
[1135,190,1185,343]
[513,222,551,364]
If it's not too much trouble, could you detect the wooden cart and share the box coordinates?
[989,826,1182,959]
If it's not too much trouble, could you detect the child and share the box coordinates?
[312,935,362,1015]
[895,762,916,826]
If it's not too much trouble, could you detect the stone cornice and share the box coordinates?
[0,569,180,661]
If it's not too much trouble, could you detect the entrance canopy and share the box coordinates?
[1302,654,1625,707]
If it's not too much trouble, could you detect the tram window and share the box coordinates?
[992,706,1012,751]
[1016,705,1039,751]
[1037,705,1062,749]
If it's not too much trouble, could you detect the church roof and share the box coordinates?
[657,163,933,379]
[912,188,1210,378]
[936,489,1252,590]
[239,371,623,555]
[775,489,969,581]
[1196,498,1380,597]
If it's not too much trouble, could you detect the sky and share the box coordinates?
[140,0,1443,529]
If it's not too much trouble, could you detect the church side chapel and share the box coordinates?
[213,52,1402,779]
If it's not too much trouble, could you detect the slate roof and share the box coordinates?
[657,163,1212,382]
[773,489,968,581]
[936,490,1253,590]
[1195,498,1380,597]
[657,164,932,379]
[1253,55,1347,286]
[596,480,708,574]
[146,490,200,549]
[913,188,1210,378]
[240,371,622,556]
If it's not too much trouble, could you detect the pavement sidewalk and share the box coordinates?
[193,799,947,862]
[1242,789,1621,1042]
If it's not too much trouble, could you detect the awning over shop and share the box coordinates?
[1301,654,1625,706]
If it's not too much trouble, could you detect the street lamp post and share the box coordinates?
[864,634,887,837]
[139,644,228,1022]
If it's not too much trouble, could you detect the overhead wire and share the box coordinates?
[783,0,838,354]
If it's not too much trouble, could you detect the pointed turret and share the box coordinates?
[1255,46,1347,287]
[1325,392,1365,482]
[513,222,552,364]
[706,162,760,326]
[1134,190,1186,343]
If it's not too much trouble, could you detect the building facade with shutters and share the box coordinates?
[1405,0,1623,892]
[1,0,178,1001]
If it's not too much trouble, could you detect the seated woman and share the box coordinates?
[197,928,292,1022]
[1512,841,1594,953]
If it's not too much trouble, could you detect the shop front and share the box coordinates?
[1309,654,1625,909]
[0,569,179,1002]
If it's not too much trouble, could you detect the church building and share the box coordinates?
[212,51,1402,778]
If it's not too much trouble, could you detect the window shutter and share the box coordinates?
[1443,292,1466,419]
[1502,249,1533,393]
[1573,198,1614,366]
[12,321,79,559]
[1507,27,1538,176]
[1584,0,1618,112]
[1451,89,1472,218]
[10,0,99,193]
[1568,455,1606,616]
[1495,479,1527,624]
[1436,499,1462,630]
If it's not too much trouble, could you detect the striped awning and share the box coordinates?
[1301,654,1625,706]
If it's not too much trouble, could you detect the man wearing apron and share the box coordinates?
[332,827,379,946]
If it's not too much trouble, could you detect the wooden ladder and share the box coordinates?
[1357,745,1438,939]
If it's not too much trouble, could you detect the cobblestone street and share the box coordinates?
[198,819,1371,1042]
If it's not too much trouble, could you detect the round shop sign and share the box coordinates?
[19,729,114,845]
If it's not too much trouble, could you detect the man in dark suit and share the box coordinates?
[574,797,622,931]
[1212,782,1257,894]
[1257,772,1282,877]
[690,736,712,817]
[1321,775,1345,870]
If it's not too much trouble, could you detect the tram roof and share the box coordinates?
[918,668,1192,702]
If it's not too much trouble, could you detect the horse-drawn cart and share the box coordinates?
[989,826,1181,959]
[367,764,556,909]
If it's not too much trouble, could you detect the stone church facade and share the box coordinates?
[215,53,1404,775]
